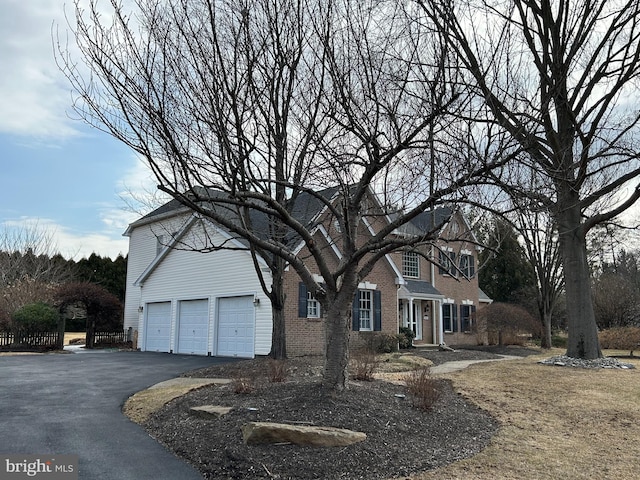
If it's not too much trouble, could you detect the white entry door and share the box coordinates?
[145,302,172,352]
[217,296,255,358]
[177,299,209,355]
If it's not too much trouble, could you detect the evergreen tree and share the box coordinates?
[479,218,535,303]
[74,254,127,301]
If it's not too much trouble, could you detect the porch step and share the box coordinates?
[411,343,440,351]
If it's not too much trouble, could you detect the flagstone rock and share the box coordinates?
[190,405,233,418]
[241,421,366,447]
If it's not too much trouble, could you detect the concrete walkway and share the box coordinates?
[430,354,522,374]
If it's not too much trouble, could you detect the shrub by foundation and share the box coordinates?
[398,327,416,349]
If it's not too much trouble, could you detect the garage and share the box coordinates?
[177,299,209,355]
[217,296,255,358]
[145,301,172,352]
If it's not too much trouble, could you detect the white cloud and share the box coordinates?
[114,156,170,217]
[2,217,128,261]
[0,1,82,139]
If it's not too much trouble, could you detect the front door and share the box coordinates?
[403,301,422,341]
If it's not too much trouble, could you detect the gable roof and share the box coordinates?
[391,207,454,237]
[124,186,340,244]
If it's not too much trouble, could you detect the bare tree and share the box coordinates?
[0,222,72,288]
[0,222,73,317]
[420,0,640,359]
[512,205,564,349]
[59,0,504,392]
[593,249,640,329]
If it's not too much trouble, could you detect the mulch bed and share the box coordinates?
[142,347,537,480]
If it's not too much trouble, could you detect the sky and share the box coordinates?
[0,0,157,260]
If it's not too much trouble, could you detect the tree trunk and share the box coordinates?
[322,284,357,393]
[541,313,553,349]
[85,318,95,349]
[557,201,602,359]
[269,306,287,360]
[56,316,66,351]
[538,299,553,349]
[269,272,287,360]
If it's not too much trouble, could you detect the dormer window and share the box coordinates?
[402,251,420,278]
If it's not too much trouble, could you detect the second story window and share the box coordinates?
[307,291,320,318]
[402,251,420,278]
[459,253,475,278]
[438,250,457,276]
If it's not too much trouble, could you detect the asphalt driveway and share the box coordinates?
[0,350,238,479]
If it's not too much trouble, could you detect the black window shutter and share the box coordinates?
[373,290,382,331]
[298,283,308,318]
[352,290,360,331]
[438,251,446,275]
[453,304,459,332]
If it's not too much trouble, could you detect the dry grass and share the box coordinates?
[123,379,225,424]
[63,332,86,345]
[410,349,640,480]
[376,352,434,372]
[124,386,197,424]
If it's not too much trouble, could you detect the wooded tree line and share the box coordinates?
[0,225,126,331]
[478,214,640,343]
[57,0,640,391]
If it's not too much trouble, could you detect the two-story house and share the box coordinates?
[123,188,487,358]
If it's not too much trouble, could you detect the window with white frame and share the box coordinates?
[460,304,475,332]
[402,251,420,278]
[459,254,475,278]
[443,303,456,332]
[359,290,373,331]
[307,291,320,318]
[438,250,457,276]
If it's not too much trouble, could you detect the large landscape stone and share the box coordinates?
[241,421,366,447]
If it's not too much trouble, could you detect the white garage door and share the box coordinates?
[177,299,209,355]
[145,302,171,352]
[217,296,255,358]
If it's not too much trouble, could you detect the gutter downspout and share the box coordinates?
[431,244,440,344]
[438,299,444,345]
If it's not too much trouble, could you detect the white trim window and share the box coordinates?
[307,291,320,318]
[402,251,420,278]
[459,253,475,278]
[359,290,373,331]
[439,250,457,276]
[442,303,456,332]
